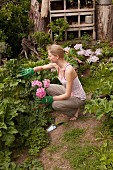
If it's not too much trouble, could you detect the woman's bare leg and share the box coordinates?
[69,108,80,121]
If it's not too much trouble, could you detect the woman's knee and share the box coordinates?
[52,101,61,110]
[46,84,56,95]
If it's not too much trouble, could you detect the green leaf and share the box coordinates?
[3,134,15,146]
[0,83,4,89]
[9,81,18,87]
[7,127,18,135]
[0,122,7,130]
[0,130,2,137]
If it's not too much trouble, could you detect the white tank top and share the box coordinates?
[58,63,86,100]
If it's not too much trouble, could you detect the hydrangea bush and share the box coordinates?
[31,79,50,99]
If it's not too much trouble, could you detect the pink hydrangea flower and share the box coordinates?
[31,80,42,87]
[36,87,46,98]
[43,79,50,88]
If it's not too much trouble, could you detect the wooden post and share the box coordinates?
[96,4,113,41]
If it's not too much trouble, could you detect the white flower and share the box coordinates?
[84,49,93,56]
[87,55,99,63]
[64,46,70,53]
[77,49,85,56]
[74,44,83,50]
[94,48,102,56]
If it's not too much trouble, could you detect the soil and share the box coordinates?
[39,111,102,170]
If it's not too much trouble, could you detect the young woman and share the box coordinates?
[20,44,86,120]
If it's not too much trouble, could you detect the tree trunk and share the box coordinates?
[29,0,45,32]
[41,0,49,18]
[96,4,113,41]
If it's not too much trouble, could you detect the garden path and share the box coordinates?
[39,112,102,170]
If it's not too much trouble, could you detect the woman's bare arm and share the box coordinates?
[33,63,57,72]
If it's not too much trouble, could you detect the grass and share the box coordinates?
[63,128,85,142]
[60,118,113,170]
[62,127,100,170]
[64,144,99,170]
[47,144,63,154]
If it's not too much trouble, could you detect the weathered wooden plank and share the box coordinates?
[96,5,113,41]
[41,0,49,18]
[50,8,95,13]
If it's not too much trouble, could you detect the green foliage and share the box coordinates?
[0,30,12,56]
[84,97,113,119]
[49,18,69,41]
[31,32,52,50]
[0,58,57,167]
[0,0,31,57]
[26,127,49,155]
[97,140,113,170]
[78,63,90,74]
[82,62,113,93]
[102,46,113,57]
[84,79,113,132]
[0,151,44,169]
[0,150,17,170]
[80,32,92,49]
[68,33,75,40]
[93,81,113,98]
[0,42,6,53]
[0,29,7,42]
[81,32,92,42]
[64,54,78,69]
[19,157,44,170]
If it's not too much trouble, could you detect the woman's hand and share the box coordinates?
[19,68,35,77]
[39,96,53,104]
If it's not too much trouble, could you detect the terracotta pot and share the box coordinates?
[97,0,112,5]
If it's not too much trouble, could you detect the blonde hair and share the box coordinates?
[47,44,64,58]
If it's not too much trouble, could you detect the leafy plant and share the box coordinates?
[26,127,49,155]
[19,157,44,170]
[30,32,52,51]
[0,150,17,170]
[0,0,30,57]
[68,33,75,40]
[102,46,113,57]
[97,140,113,170]
[81,32,92,42]
[0,58,57,167]
[49,18,69,41]
[84,79,113,132]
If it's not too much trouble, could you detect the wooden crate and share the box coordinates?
[49,0,96,40]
